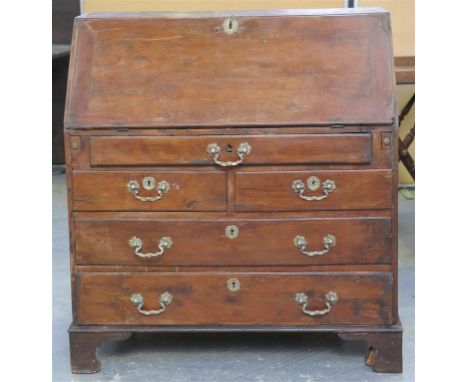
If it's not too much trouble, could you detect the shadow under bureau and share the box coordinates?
[65,8,402,374]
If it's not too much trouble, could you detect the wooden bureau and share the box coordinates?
[65,8,402,374]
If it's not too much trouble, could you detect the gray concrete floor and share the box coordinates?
[53,171,414,382]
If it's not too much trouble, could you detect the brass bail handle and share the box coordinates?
[127,176,170,202]
[207,142,252,167]
[295,291,338,317]
[130,292,173,316]
[292,176,336,201]
[293,234,336,257]
[129,236,173,258]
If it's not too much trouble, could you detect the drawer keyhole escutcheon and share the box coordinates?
[227,278,241,292]
[223,17,239,34]
[143,176,156,190]
[225,225,240,239]
[306,176,321,191]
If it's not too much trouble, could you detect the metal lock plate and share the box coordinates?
[142,176,156,190]
[225,225,240,240]
[227,278,241,292]
[306,176,321,191]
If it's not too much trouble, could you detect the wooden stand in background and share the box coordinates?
[395,56,415,181]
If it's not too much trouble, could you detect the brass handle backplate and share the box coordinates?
[130,292,173,316]
[292,176,336,201]
[129,236,173,258]
[295,291,338,317]
[207,142,251,167]
[127,176,170,202]
[293,234,336,257]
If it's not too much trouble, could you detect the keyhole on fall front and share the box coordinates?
[226,144,233,153]
[223,18,239,35]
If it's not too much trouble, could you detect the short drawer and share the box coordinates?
[74,215,392,266]
[89,134,371,167]
[72,171,226,211]
[75,272,394,325]
[234,170,392,211]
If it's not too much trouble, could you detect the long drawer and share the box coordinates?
[235,170,393,211]
[89,134,372,166]
[74,215,392,266]
[72,171,227,211]
[75,272,394,325]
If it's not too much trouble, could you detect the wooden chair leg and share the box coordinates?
[398,94,415,180]
[399,135,415,180]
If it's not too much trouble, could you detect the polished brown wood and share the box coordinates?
[65,9,395,128]
[69,328,131,373]
[75,272,393,326]
[65,8,401,374]
[339,328,403,373]
[72,171,227,211]
[89,134,372,166]
[68,127,393,170]
[235,170,393,211]
[74,215,392,266]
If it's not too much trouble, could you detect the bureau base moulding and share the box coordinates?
[69,321,402,374]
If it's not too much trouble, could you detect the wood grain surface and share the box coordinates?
[72,170,227,211]
[74,215,392,266]
[65,10,394,128]
[235,170,393,211]
[76,272,394,325]
[89,134,372,166]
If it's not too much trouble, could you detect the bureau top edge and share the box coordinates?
[77,8,389,20]
[64,122,397,130]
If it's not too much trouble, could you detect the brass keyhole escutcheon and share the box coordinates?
[142,176,156,190]
[223,17,239,35]
[225,225,239,240]
[227,278,241,292]
[306,176,321,191]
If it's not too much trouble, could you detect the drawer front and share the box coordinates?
[89,134,371,167]
[235,170,392,211]
[75,216,391,266]
[72,171,227,211]
[76,272,394,325]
